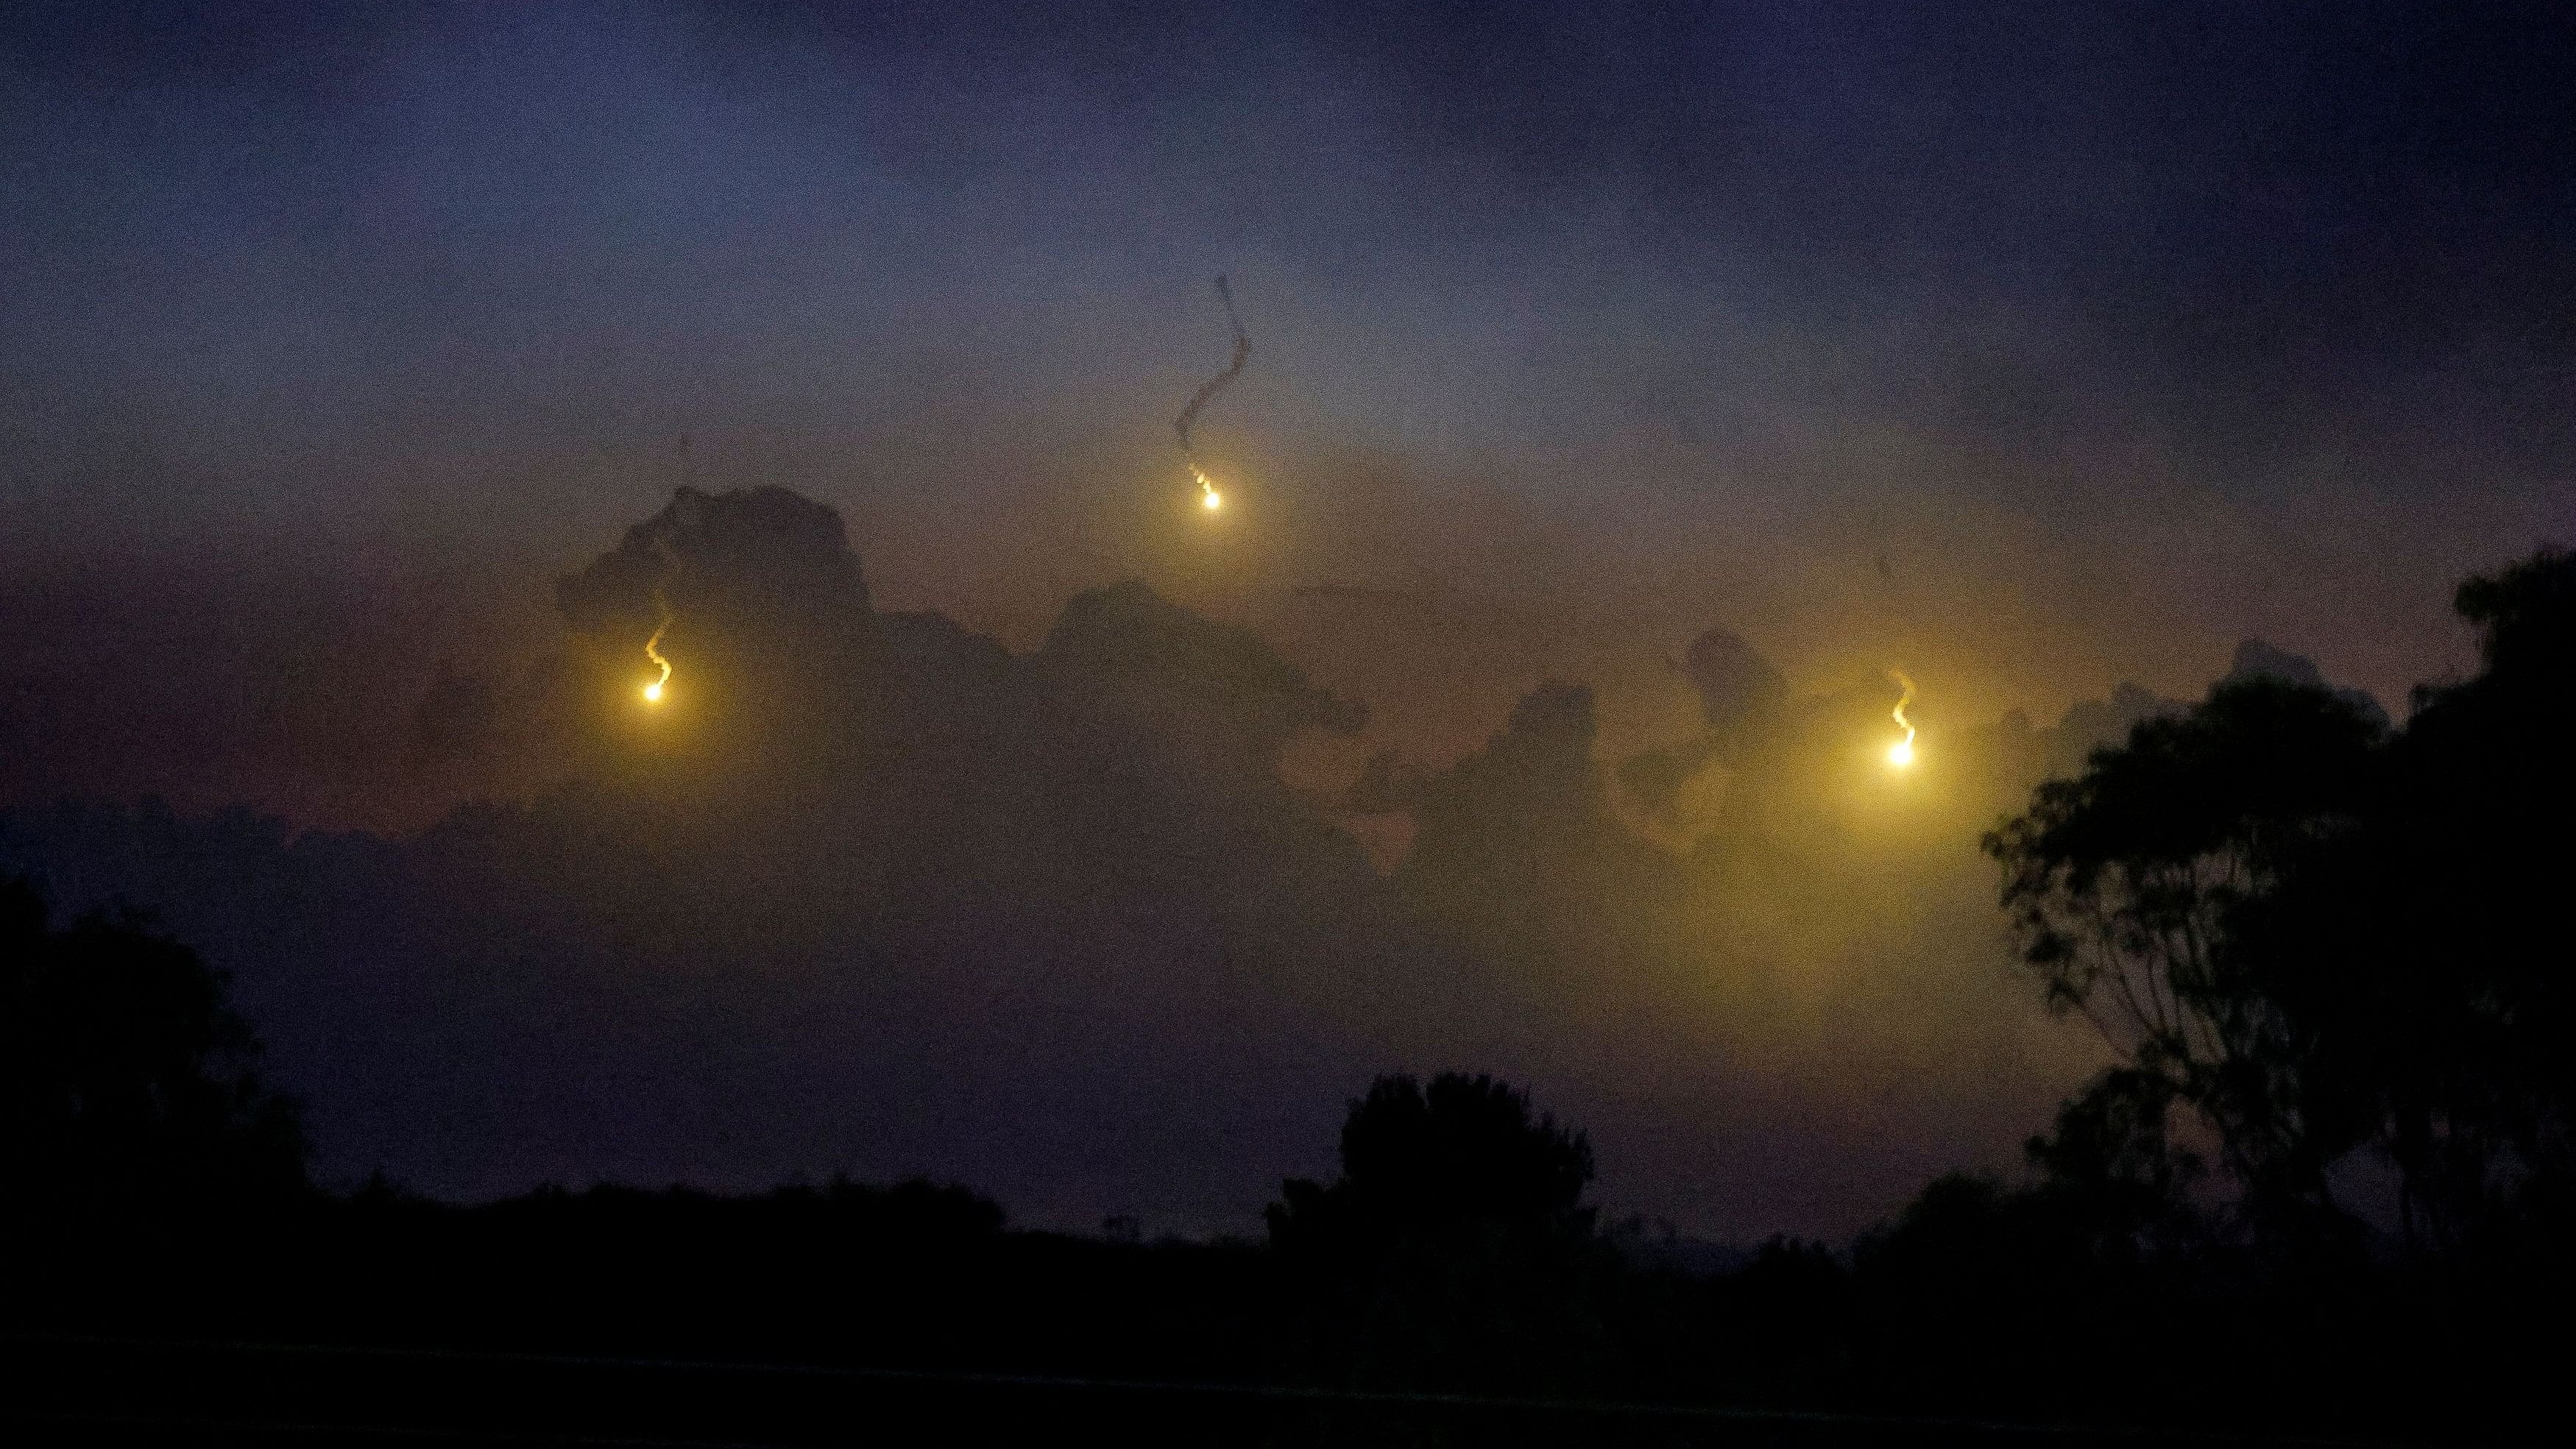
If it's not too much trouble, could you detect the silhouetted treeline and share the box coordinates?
[1,1009,2557,1442]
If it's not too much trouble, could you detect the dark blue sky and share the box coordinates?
[6,0,2573,760]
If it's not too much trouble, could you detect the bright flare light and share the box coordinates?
[1192,464,1223,511]
[1886,670,1917,768]
[641,617,673,704]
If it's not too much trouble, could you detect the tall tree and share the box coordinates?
[2267,550,2576,1244]
[1988,548,2576,1250]
[1985,676,2382,1231]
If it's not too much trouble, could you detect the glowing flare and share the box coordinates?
[1886,669,1917,768]
[642,617,673,704]
[1193,464,1222,511]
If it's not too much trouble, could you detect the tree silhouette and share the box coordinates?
[2261,548,2576,1247]
[1989,548,2576,1252]
[1984,676,2383,1232]
[1,874,306,1245]
[1266,1072,1609,1392]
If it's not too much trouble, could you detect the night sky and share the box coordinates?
[4,3,2573,1239]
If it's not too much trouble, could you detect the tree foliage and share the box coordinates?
[1987,549,2576,1250]
[1266,1072,1608,1392]
[0,875,307,1241]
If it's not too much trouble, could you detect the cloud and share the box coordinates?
[3,489,1437,1231]
[2225,639,2392,730]
[6,487,2355,1243]
[1618,627,1788,818]
[1677,628,1788,742]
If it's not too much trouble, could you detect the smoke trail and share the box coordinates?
[1886,670,1917,767]
[1174,274,1252,458]
[641,588,674,704]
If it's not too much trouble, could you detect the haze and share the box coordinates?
[4,1,2570,1241]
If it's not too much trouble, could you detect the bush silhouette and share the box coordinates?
[0,874,306,1247]
[1267,1072,1610,1393]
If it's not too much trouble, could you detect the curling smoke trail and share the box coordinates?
[641,593,674,704]
[1887,670,1917,767]
[1175,275,1250,509]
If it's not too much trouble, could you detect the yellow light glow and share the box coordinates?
[642,617,673,705]
[1886,669,1917,768]
[1202,488,1223,511]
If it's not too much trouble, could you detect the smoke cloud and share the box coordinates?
[3,485,2379,1241]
